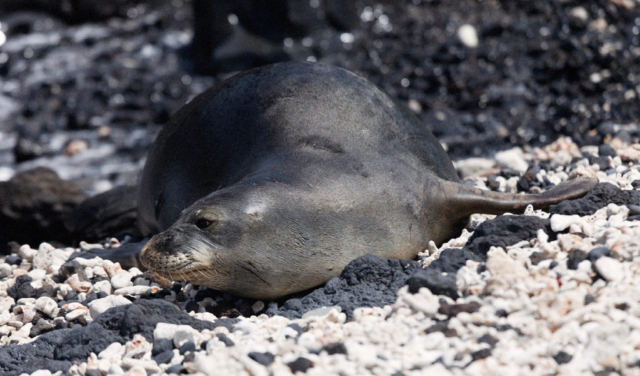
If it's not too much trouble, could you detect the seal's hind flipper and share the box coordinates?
[441,177,598,220]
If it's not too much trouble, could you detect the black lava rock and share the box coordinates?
[551,183,640,216]
[598,144,617,157]
[464,215,551,258]
[567,250,587,270]
[178,340,196,355]
[424,322,457,337]
[8,275,36,300]
[58,260,88,281]
[29,319,55,337]
[554,351,572,365]
[287,323,303,337]
[427,248,482,274]
[288,357,313,373]
[322,342,348,355]
[471,348,492,361]
[478,334,498,347]
[217,334,235,347]
[406,268,459,300]
[153,350,174,365]
[438,302,481,317]
[248,352,275,366]
[274,254,420,320]
[0,300,236,376]
[5,255,21,265]
[588,247,611,263]
[152,338,173,356]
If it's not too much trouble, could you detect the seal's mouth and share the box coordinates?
[140,235,215,285]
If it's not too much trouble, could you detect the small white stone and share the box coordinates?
[93,280,112,295]
[302,306,342,318]
[74,257,103,268]
[128,268,143,277]
[27,269,47,281]
[29,369,52,376]
[88,295,132,319]
[66,274,92,293]
[550,214,584,232]
[132,277,149,286]
[35,297,58,318]
[0,297,16,312]
[251,300,265,314]
[0,310,11,325]
[103,260,121,278]
[495,147,529,172]
[594,257,623,282]
[0,264,11,278]
[98,342,125,360]
[110,271,132,289]
[92,266,108,278]
[118,364,147,376]
[65,309,87,321]
[113,286,151,296]
[454,158,496,178]
[18,244,37,261]
[107,364,124,375]
[570,6,589,21]
[32,243,56,270]
[458,24,478,48]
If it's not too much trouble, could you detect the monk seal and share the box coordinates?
[138,62,596,299]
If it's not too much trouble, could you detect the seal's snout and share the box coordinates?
[139,230,182,270]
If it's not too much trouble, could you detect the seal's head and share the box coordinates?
[139,179,361,300]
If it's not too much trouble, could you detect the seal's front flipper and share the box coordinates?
[442,177,598,220]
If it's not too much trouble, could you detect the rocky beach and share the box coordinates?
[1,0,640,375]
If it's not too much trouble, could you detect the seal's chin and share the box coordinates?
[140,233,215,286]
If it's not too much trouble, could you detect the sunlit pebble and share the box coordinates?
[227,14,239,26]
[64,139,89,156]
[306,56,317,62]
[284,38,294,48]
[127,7,139,19]
[457,24,478,48]
[340,33,354,44]
[570,7,589,22]
[401,78,410,88]
[0,31,6,47]
[0,167,14,182]
[0,52,8,64]
[98,126,111,138]
[360,6,374,22]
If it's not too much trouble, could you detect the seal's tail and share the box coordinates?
[441,177,598,220]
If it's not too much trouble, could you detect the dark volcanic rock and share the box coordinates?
[0,168,86,247]
[427,247,482,274]
[8,274,36,299]
[550,183,640,216]
[0,299,236,376]
[288,357,313,373]
[406,268,459,300]
[248,352,275,366]
[274,254,420,320]
[464,215,551,258]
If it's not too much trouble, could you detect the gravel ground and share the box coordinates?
[1,0,640,375]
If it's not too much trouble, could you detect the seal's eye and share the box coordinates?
[195,218,216,230]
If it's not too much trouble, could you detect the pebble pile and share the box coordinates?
[0,136,639,375]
